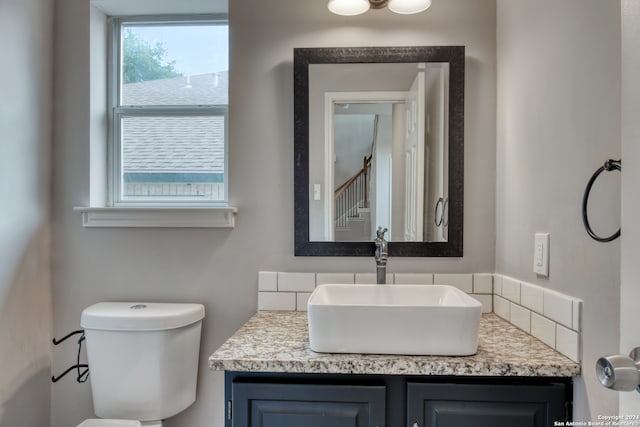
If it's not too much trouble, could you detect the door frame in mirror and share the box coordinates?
[294,46,464,257]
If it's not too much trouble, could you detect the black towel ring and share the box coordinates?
[582,159,621,242]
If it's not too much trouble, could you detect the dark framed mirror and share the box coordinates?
[294,46,464,256]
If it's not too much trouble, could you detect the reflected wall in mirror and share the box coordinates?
[309,62,449,243]
[294,46,464,256]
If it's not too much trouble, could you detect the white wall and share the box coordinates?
[0,0,53,425]
[496,0,621,421]
[52,0,496,425]
[620,0,640,416]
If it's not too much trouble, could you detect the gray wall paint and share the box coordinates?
[496,0,621,420]
[13,0,630,424]
[620,0,640,416]
[0,0,53,425]
[230,0,497,274]
[52,0,496,425]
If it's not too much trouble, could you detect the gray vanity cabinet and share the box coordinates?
[231,382,385,427]
[225,372,571,427]
[407,382,568,427]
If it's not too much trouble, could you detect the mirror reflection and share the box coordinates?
[294,46,464,257]
[308,62,450,242]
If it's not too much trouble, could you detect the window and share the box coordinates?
[110,16,228,206]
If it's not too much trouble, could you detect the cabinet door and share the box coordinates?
[232,382,386,427]
[407,382,567,427]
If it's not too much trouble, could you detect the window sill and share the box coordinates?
[74,206,237,228]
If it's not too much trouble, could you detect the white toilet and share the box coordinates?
[77,302,205,427]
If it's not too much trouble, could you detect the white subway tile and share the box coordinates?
[355,273,392,284]
[473,274,493,294]
[434,274,473,293]
[394,273,434,285]
[510,303,531,333]
[501,277,521,304]
[258,271,278,292]
[520,282,544,314]
[543,289,573,329]
[296,292,312,312]
[493,295,510,320]
[493,275,503,296]
[316,273,355,285]
[471,294,492,313]
[556,324,580,362]
[531,312,556,349]
[572,299,583,332]
[355,273,375,284]
[278,272,316,292]
[258,292,296,311]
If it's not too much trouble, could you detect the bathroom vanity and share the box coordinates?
[210,311,580,427]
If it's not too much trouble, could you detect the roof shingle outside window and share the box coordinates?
[121,72,228,177]
[122,71,228,106]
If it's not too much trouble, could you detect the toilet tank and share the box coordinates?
[81,302,205,422]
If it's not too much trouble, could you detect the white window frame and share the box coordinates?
[108,15,229,208]
[74,12,237,228]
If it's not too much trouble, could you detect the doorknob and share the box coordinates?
[596,347,640,392]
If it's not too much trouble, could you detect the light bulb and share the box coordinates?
[328,0,370,16]
[387,0,432,14]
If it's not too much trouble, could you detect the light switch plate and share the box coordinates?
[533,233,550,277]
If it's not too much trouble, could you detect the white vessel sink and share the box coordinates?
[307,284,482,356]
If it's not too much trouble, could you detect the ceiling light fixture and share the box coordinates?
[328,0,370,15]
[328,0,432,16]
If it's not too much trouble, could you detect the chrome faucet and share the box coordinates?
[374,226,388,284]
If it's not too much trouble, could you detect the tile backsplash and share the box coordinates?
[257,271,582,363]
[493,274,582,363]
[258,272,494,313]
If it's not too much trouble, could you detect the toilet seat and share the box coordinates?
[77,420,141,427]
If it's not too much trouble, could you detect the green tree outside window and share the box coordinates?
[122,29,182,84]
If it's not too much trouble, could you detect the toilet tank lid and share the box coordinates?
[81,302,205,331]
[77,420,141,427]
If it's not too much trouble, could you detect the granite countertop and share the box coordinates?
[209,311,581,377]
